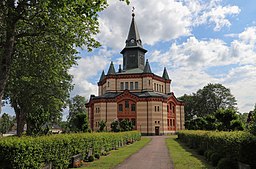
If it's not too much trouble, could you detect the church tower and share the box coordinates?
[87,10,184,135]
[121,13,147,70]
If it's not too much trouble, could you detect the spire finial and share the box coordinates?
[132,7,135,17]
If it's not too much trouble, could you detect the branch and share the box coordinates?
[15,32,41,38]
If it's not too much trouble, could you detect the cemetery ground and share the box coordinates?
[80,135,211,169]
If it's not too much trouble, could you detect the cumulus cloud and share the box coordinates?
[97,0,240,49]
[149,26,256,113]
[69,47,114,98]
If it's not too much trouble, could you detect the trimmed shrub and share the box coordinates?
[217,158,238,169]
[177,130,256,168]
[210,152,222,167]
[0,131,141,169]
[88,155,94,162]
[94,153,100,159]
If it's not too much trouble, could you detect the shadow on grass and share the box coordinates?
[174,137,214,169]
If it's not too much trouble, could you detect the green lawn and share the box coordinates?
[166,135,213,169]
[80,137,151,169]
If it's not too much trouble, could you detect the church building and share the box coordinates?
[86,12,184,135]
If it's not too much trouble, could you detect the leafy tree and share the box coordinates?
[111,120,120,132]
[215,108,241,131]
[68,95,89,132]
[98,120,106,132]
[0,113,14,134]
[247,104,256,135]
[110,119,134,132]
[196,83,237,115]
[179,83,237,119]
[0,0,113,113]
[178,94,198,121]
[184,117,207,130]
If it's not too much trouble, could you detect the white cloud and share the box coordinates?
[69,47,114,98]
[97,0,240,49]
[148,26,256,113]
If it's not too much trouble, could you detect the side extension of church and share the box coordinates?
[86,13,184,135]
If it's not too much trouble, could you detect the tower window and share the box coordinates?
[120,82,124,90]
[125,101,129,108]
[157,106,160,111]
[135,82,138,89]
[108,81,109,87]
[149,80,150,85]
[130,82,134,90]
[125,82,129,90]
[118,104,123,112]
[131,104,136,111]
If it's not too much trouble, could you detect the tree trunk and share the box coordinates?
[16,110,25,137]
[0,2,17,113]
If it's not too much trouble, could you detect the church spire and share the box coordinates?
[121,9,147,71]
[143,59,152,73]
[99,70,105,82]
[162,67,170,80]
[107,61,116,75]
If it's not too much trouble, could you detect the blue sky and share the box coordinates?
[3,0,256,118]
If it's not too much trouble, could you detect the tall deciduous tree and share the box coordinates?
[0,113,14,134]
[179,83,237,119]
[68,95,89,132]
[0,0,109,113]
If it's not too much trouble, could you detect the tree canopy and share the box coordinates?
[0,0,109,114]
[179,83,237,120]
[68,95,89,132]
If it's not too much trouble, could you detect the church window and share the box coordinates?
[120,82,124,90]
[154,83,156,91]
[131,118,136,126]
[149,80,150,85]
[157,84,159,91]
[125,82,129,90]
[155,106,157,112]
[125,101,129,108]
[135,82,138,89]
[131,104,136,111]
[173,119,175,127]
[130,82,134,90]
[167,119,169,126]
[157,106,160,111]
[167,105,169,112]
[118,104,123,112]
[158,121,160,124]
[108,81,109,87]
[162,85,164,93]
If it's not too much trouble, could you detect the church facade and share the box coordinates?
[86,13,184,135]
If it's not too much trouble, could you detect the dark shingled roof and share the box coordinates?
[107,61,116,75]
[99,70,105,82]
[143,59,152,73]
[91,91,172,100]
[162,67,170,80]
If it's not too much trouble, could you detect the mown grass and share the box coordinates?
[80,137,151,169]
[166,135,213,169]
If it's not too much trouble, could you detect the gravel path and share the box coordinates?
[114,136,174,169]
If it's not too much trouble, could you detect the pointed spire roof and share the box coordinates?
[99,70,105,82]
[107,61,116,75]
[143,59,152,73]
[126,13,142,47]
[121,12,147,54]
[162,67,170,80]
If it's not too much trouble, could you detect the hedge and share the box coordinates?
[0,131,141,169]
[177,130,256,168]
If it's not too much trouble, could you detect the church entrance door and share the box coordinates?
[155,126,160,135]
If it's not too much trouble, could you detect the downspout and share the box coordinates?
[106,101,108,131]
[162,101,163,135]
[147,100,149,136]
[180,105,182,130]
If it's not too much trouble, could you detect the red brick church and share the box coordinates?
[86,12,184,135]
